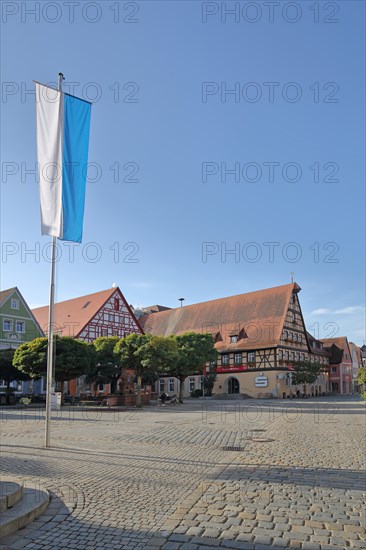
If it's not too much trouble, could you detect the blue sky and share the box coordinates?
[1,1,365,344]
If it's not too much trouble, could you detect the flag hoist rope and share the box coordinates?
[44,72,64,448]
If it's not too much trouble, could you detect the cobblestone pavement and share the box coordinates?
[0,396,365,550]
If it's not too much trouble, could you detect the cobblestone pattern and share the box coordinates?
[0,398,365,549]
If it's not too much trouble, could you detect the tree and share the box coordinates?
[0,349,29,404]
[203,367,217,397]
[291,360,322,396]
[137,335,179,387]
[114,333,153,407]
[89,336,121,395]
[356,367,366,392]
[167,333,217,403]
[13,336,95,403]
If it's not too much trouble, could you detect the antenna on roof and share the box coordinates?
[290,272,295,283]
[178,298,185,308]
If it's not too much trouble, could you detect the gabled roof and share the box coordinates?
[349,342,362,364]
[0,287,17,306]
[32,287,140,337]
[139,283,299,351]
[0,286,44,336]
[320,337,351,363]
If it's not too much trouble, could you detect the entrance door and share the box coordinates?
[228,377,240,394]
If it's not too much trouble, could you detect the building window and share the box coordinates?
[234,353,242,364]
[98,383,104,392]
[209,360,217,368]
[331,367,337,373]
[189,378,195,392]
[168,378,175,392]
[3,319,12,331]
[16,321,25,333]
[292,294,296,304]
[293,333,298,342]
[300,353,304,361]
[230,335,238,343]
[114,298,120,311]
[11,299,19,310]
[278,350,283,359]
[101,328,108,336]
[159,379,165,393]
[247,352,256,363]
[222,354,229,365]
[283,330,288,340]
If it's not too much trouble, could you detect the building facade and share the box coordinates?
[320,337,353,394]
[0,287,44,393]
[140,282,330,399]
[32,287,143,396]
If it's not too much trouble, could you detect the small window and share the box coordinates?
[189,378,195,392]
[300,353,304,361]
[114,298,120,311]
[16,321,25,333]
[159,379,165,393]
[278,350,283,359]
[230,335,238,343]
[331,367,337,373]
[283,330,288,340]
[11,299,19,310]
[293,333,298,342]
[234,353,242,364]
[222,354,230,365]
[247,351,256,363]
[209,360,217,368]
[3,319,12,331]
[292,294,296,304]
[101,328,108,336]
[98,383,104,391]
[168,379,175,392]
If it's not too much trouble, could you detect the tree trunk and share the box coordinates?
[6,379,10,405]
[179,377,184,404]
[136,375,142,408]
[60,380,65,405]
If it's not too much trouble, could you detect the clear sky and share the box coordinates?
[1,1,365,345]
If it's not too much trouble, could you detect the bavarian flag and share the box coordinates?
[35,82,92,243]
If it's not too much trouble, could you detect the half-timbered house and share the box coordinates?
[32,287,143,396]
[139,282,329,398]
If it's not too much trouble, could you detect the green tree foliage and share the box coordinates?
[167,333,217,403]
[137,335,179,387]
[356,367,366,386]
[114,333,152,407]
[89,336,121,394]
[13,336,95,402]
[291,360,322,395]
[0,348,29,404]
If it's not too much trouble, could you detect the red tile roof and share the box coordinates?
[320,337,351,362]
[139,283,299,351]
[32,288,122,337]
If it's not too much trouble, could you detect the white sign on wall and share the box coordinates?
[255,376,268,388]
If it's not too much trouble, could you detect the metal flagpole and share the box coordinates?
[44,72,64,448]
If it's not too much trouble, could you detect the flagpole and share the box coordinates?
[44,72,64,448]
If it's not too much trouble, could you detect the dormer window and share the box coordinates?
[230,335,238,343]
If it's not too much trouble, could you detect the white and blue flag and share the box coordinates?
[35,82,91,243]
